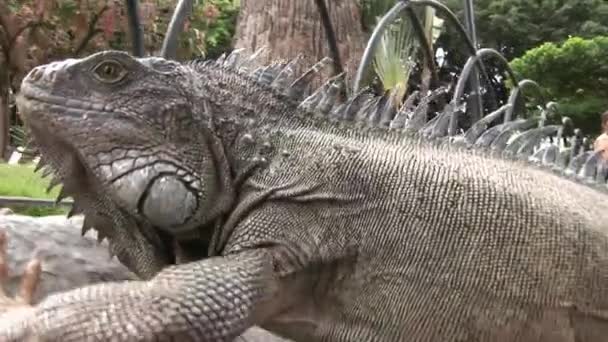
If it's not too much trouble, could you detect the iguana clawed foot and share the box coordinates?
[0,229,41,312]
[0,229,42,341]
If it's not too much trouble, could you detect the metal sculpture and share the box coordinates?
[125,0,144,57]
[352,0,575,141]
[115,0,588,157]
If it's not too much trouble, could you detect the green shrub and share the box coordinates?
[0,163,68,217]
[510,36,608,135]
[196,0,240,58]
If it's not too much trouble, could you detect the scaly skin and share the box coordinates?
[2,50,608,341]
[0,215,291,342]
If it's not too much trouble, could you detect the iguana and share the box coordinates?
[3,48,608,341]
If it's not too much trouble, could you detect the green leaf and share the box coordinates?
[372,17,418,105]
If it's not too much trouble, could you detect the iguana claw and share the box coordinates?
[0,229,42,341]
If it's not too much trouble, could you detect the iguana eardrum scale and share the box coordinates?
[2,47,608,341]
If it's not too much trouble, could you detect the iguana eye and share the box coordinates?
[92,60,127,83]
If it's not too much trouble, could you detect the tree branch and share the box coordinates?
[8,21,43,47]
[73,6,109,55]
[0,25,9,62]
[0,2,12,63]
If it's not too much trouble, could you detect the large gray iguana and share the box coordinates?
[2,48,608,341]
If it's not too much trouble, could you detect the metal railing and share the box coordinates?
[0,196,72,208]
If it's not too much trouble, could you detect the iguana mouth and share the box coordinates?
[16,93,177,271]
[17,90,105,197]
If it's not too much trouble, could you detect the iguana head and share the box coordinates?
[16,50,235,278]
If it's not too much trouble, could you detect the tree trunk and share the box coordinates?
[233,0,367,88]
[0,60,9,161]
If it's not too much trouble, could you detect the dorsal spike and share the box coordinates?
[529,145,549,164]
[427,103,464,139]
[541,144,559,166]
[506,125,560,157]
[401,90,421,111]
[255,61,287,86]
[236,47,267,71]
[595,158,608,183]
[298,73,343,113]
[579,150,603,181]
[316,74,346,115]
[378,98,397,128]
[271,56,303,90]
[355,97,380,122]
[215,52,228,66]
[287,57,333,100]
[404,94,433,132]
[223,48,245,69]
[298,81,331,112]
[565,150,592,177]
[553,148,572,171]
[185,52,608,191]
[390,91,420,129]
[34,156,48,172]
[367,94,392,126]
[404,88,448,132]
[336,88,375,121]
[489,119,538,151]
[250,66,267,81]
[571,129,585,157]
[474,125,507,147]
[463,104,510,145]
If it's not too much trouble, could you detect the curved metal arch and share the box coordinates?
[405,7,439,89]
[452,48,518,104]
[353,0,484,93]
[408,0,477,53]
[123,0,194,59]
[353,1,408,93]
[161,0,194,59]
[504,79,545,122]
[158,0,345,69]
[410,0,498,107]
[157,0,345,69]
[448,48,521,134]
[125,0,144,57]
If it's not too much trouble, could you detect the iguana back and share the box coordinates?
[236,117,608,340]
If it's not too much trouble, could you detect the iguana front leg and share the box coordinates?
[0,249,280,341]
[0,230,41,314]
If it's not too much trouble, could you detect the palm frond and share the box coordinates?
[372,17,418,106]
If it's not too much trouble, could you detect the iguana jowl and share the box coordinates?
[3,49,608,341]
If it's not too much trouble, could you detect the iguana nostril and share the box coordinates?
[29,68,42,81]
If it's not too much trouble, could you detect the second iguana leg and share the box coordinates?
[0,230,41,314]
[0,248,282,341]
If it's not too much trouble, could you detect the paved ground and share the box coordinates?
[0,212,134,302]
